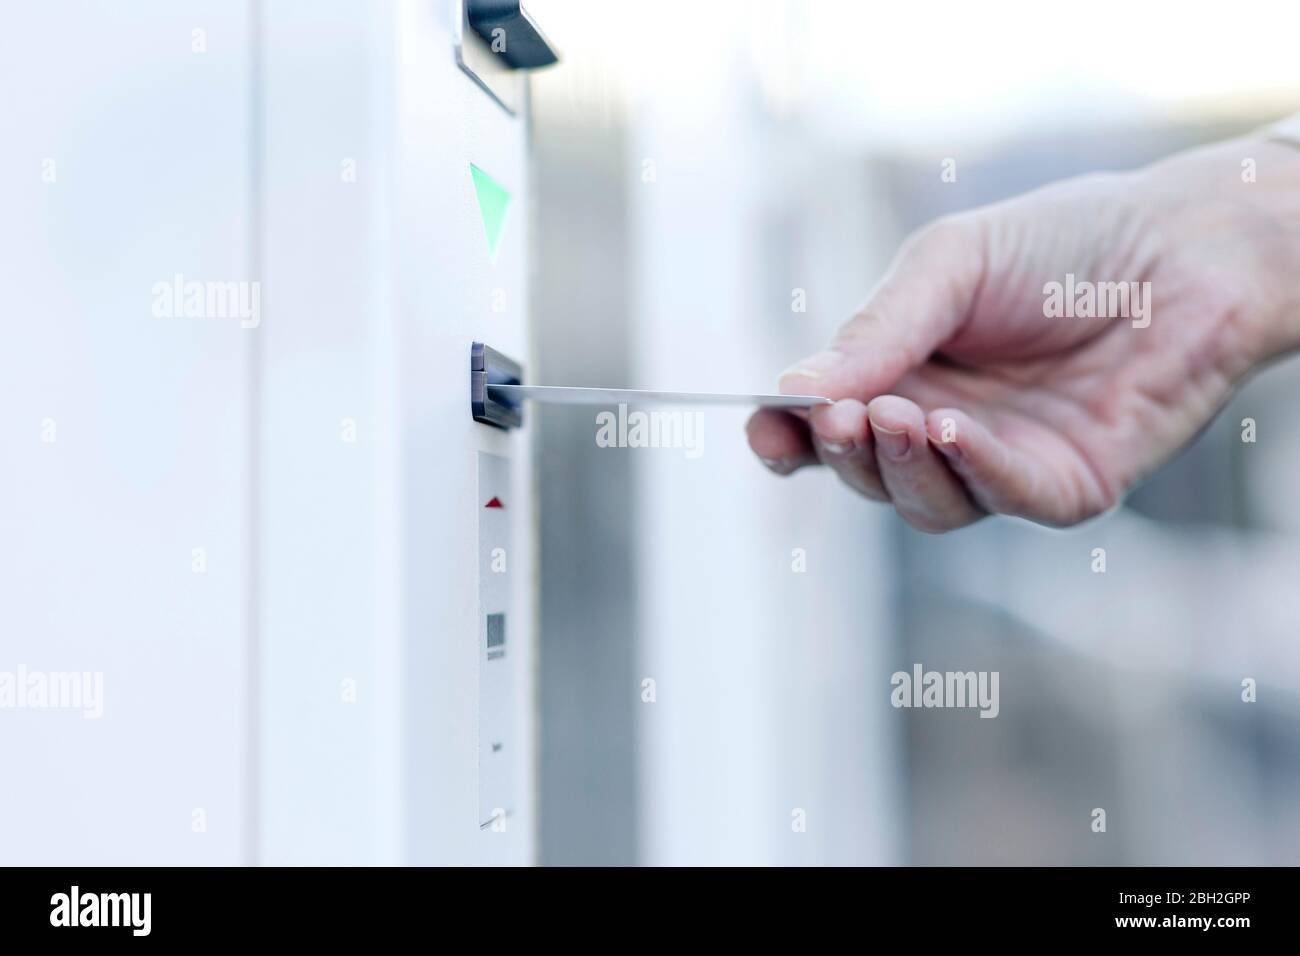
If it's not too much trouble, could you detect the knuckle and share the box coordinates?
[832,462,889,502]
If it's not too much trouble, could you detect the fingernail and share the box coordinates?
[820,439,855,455]
[871,422,910,459]
[761,457,795,475]
[778,350,843,385]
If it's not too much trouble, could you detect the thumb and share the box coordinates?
[779,218,985,400]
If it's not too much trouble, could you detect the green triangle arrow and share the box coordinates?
[470,163,510,259]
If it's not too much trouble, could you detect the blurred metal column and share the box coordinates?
[530,80,639,864]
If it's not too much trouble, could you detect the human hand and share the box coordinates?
[747,136,1300,531]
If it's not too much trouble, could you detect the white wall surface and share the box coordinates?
[0,0,255,864]
[1,0,537,865]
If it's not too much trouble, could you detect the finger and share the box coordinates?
[746,408,819,476]
[807,399,888,501]
[924,407,1072,522]
[867,395,984,532]
[778,219,984,400]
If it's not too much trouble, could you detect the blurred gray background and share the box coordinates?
[528,0,1300,864]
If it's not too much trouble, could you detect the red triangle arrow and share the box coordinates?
[484,496,505,509]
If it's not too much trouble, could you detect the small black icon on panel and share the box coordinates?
[486,612,506,660]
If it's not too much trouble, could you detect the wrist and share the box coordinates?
[1138,134,1300,366]
[1220,136,1300,363]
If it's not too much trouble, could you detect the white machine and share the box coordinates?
[0,0,554,865]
